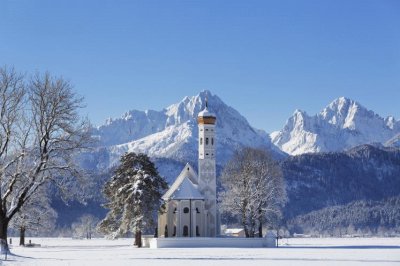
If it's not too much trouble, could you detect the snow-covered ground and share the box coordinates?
[3,237,400,266]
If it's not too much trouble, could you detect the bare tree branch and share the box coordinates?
[0,66,91,252]
[219,147,287,237]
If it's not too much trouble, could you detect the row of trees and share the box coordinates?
[0,66,90,252]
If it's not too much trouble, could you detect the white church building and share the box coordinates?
[157,103,219,238]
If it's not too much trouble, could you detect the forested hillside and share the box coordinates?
[282,145,400,219]
[287,196,400,236]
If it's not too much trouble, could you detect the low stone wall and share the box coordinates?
[150,237,276,248]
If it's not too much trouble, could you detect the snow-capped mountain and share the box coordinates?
[87,91,281,180]
[271,97,400,155]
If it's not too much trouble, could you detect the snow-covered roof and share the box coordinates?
[162,163,204,200]
[225,228,244,234]
[166,176,204,200]
[198,107,216,118]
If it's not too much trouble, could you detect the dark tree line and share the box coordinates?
[287,196,400,236]
[282,144,400,219]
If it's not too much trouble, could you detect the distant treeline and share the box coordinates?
[282,145,400,220]
[286,196,400,237]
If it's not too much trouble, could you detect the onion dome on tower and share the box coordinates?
[197,99,216,125]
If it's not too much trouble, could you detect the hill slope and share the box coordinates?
[282,145,400,219]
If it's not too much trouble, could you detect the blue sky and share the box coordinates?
[1,0,399,132]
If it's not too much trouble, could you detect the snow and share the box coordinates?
[162,163,200,200]
[150,237,275,248]
[271,97,400,155]
[85,90,280,179]
[167,177,204,200]
[4,237,399,265]
[225,228,244,234]
[198,107,216,118]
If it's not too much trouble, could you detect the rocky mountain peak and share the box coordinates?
[271,97,400,155]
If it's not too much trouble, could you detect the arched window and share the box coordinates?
[183,226,189,237]
[200,138,203,145]
[206,138,209,145]
[183,207,189,214]
[211,138,214,145]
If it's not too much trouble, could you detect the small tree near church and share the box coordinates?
[98,152,167,247]
[219,147,287,237]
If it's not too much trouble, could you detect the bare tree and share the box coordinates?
[71,214,99,239]
[10,186,57,245]
[219,147,287,237]
[0,66,90,253]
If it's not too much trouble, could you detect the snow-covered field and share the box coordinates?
[3,237,400,266]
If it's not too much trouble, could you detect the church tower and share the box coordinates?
[197,100,217,237]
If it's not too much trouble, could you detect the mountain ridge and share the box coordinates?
[271,97,400,155]
[85,90,283,182]
[65,94,400,233]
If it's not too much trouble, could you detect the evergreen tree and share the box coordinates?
[98,152,167,247]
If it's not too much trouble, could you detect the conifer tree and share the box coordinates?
[98,152,167,247]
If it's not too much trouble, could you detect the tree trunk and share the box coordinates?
[135,230,142,248]
[276,229,279,247]
[0,217,10,254]
[242,216,249,238]
[20,226,26,246]
[241,206,249,238]
[258,218,263,238]
[249,219,256,238]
